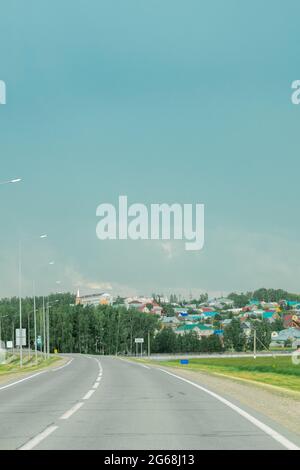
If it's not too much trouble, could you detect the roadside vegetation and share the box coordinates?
[154,356,300,392]
[0,288,298,356]
[0,353,60,377]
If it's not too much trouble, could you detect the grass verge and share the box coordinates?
[140,356,300,393]
[0,354,61,377]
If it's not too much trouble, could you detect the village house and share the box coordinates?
[175,323,215,339]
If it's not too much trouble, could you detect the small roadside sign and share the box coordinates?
[135,338,144,343]
[6,341,13,349]
[180,359,189,365]
[15,328,26,346]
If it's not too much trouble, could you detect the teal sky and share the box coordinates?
[1,0,300,298]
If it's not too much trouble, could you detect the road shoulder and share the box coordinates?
[127,358,300,438]
[162,364,300,437]
[0,356,68,387]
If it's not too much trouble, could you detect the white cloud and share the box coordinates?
[63,266,112,293]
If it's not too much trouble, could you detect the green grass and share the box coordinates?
[150,356,300,393]
[0,354,61,376]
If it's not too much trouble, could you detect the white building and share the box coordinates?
[75,290,113,307]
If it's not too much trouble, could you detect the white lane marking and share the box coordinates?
[96,377,101,382]
[0,357,75,391]
[52,358,74,371]
[60,402,84,420]
[0,369,49,392]
[19,425,58,450]
[93,357,103,374]
[159,368,299,451]
[92,382,100,389]
[83,389,95,400]
[118,357,151,369]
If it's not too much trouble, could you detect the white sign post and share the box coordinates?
[16,328,26,347]
[0,340,5,364]
[135,338,144,357]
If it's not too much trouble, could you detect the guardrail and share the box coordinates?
[123,351,295,360]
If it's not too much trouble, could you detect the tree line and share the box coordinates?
[228,288,300,308]
[0,293,282,355]
[0,294,159,355]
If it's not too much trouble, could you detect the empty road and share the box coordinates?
[0,355,299,450]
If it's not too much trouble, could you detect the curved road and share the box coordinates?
[0,355,298,450]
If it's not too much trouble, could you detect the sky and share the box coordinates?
[0,0,300,299]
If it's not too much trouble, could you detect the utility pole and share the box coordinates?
[0,314,9,349]
[18,241,23,367]
[12,321,14,355]
[33,281,38,364]
[148,331,150,357]
[46,301,50,359]
[42,296,46,359]
[115,310,121,356]
[28,312,31,360]
[253,328,256,359]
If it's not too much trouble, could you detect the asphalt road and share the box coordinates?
[0,355,298,450]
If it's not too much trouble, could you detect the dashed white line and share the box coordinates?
[16,356,103,450]
[159,368,299,451]
[60,402,84,420]
[19,425,58,450]
[83,389,95,400]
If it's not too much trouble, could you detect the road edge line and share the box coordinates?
[158,368,299,451]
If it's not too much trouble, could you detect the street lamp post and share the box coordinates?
[18,241,23,367]
[42,296,46,359]
[18,233,48,368]
[33,281,38,365]
[27,311,31,360]
[46,301,50,359]
[46,299,59,359]
[1,177,23,365]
